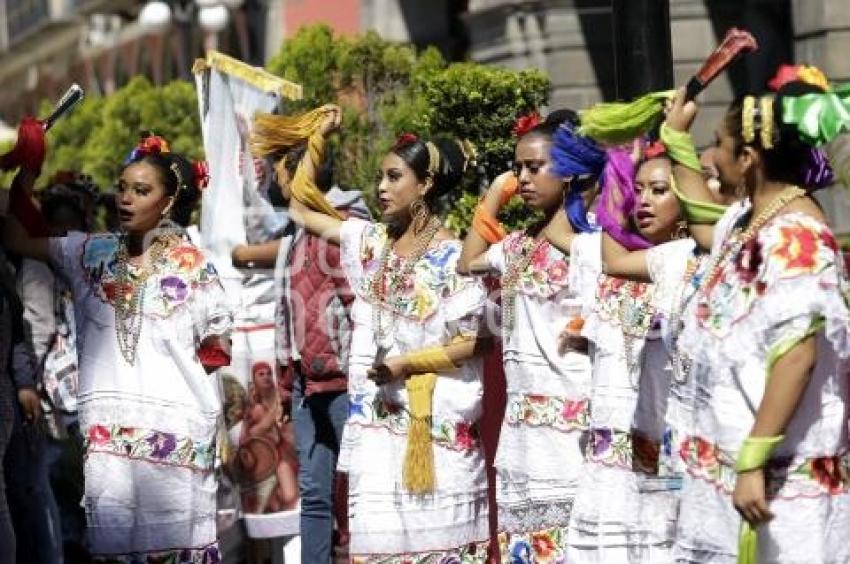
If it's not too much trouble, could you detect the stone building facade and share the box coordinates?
[464,0,850,232]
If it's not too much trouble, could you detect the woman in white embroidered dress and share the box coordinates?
[458,113,602,562]
[565,145,699,563]
[663,75,850,562]
[285,107,490,562]
[4,137,232,562]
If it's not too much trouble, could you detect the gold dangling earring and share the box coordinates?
[672,219,689,240]
[409,197,430,234]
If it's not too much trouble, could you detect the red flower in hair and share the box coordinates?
[193,160,210,190]
[768,64,803,92]
[644,141,667,159]
[512,111,542,137]
[394,132,419,148]
[139,135,171,155]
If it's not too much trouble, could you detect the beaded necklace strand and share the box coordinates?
[370,216,442,360]
[114,235,171,365]
[699,186,805,296]
[501,234,546,338]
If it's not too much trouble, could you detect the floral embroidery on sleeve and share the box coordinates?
[80,236,222,318]
[697,214,841,334]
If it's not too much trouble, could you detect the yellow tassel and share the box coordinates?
[403,372,437,493]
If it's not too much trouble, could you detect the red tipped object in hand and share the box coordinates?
[686,28,759,101]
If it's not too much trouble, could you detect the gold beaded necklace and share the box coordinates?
[370,216,442,362]
[114,235,171,365]
[501,234,546,338]
[699,186,806,296]
[668,254,703,384]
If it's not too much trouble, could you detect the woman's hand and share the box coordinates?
[557,318,588,355]
[231,244,249,266]
[17,388,41,423]
[367,356,410,386]
[665,87,699,133]
[733,469,774,526]
[319,104,342,136]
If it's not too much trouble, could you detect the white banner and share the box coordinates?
[193,52,302,537]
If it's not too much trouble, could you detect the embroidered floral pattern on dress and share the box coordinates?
[347,393,480,452]
[504,394,589,433]
[499,525,567,564]
[92,544,221,563]
[586,428,632,468]
[696,216,841,335]
[356,224,474,321]
[679,436,850,499]
[594,275,658,337]
[583,427,661,475]
[80,234,220,318]
[502,232,571,299]
[351,540,490,564]
[85,424,215,472]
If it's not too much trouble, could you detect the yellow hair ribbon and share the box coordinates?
[250,107,342,219]
[742,95,757,144]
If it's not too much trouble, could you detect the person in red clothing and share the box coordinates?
[232,134,369,562]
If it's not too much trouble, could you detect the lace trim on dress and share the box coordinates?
[91,542,220,563]
[498,498,574,534]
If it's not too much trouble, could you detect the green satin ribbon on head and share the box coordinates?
[782,83,850,146]
[660,123,702,172]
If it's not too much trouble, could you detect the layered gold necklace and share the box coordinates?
[370,216,442,361]
[114,235,171,365]
[699,186,806,296]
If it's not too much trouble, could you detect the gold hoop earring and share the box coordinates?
[409,197,430,234]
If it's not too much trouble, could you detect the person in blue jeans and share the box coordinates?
[292,373,349,561]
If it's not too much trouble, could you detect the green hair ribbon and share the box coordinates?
[660,124,727,224]
[782,82,850,146]
[579,90,675,145]
[660,123,702,172]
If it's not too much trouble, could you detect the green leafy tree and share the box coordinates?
[265,24,550,234]
[42,77,201,191]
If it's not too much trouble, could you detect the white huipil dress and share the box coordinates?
[645,238,704,473]
[567,251,676,564]
[49,232,232,562]
[675,203,850,563]
[485,230,600,562]
[337,218,490,563]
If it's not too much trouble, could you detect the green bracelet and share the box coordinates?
[735,435,784,473]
